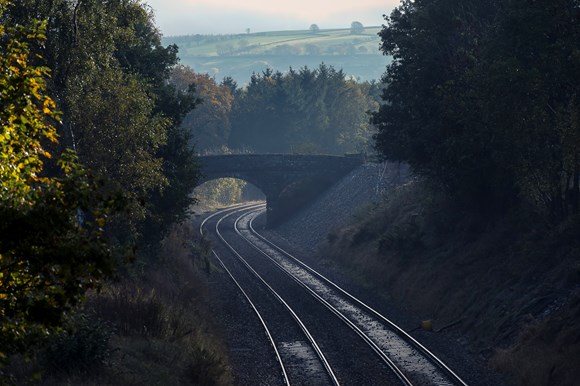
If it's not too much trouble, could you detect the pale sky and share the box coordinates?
[144,0,400,36]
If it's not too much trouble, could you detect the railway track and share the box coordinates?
[201,203,469,386]
[201,204,340,385]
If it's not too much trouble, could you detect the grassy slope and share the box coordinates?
[323,181,580,386]
[8,222,232,386]
[163,28,388,83]
[164,27,383,56]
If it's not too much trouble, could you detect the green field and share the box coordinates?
[163,27,390,84]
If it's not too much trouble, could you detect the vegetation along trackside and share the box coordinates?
[1,0,579,384]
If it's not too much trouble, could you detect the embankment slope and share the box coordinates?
[268,162,580,386]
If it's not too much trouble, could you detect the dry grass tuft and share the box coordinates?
[31,220,232,386]
[490,291,580,386]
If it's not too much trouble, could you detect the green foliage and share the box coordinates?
[43,313,114,376]
[195,178,248,206]
[0,0,224,383]
[143,124,200,247]
[172,65,233,152]
[0,16,58,206]
[373,0,500,203]
[229,64,378,154]
[55,0,179,234]
[5,0,201,245]
[480,0,580,219]
[0,2,120,365]
[373,0,580,218]
[67,66,170,224]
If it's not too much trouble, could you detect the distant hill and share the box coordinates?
[162,27,390,85]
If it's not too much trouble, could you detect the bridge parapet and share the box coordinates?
[199,154,363,174]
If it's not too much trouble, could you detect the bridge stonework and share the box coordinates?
[197,154,365,227]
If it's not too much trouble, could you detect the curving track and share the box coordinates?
[201,204,340,385]
[200,203,469,386]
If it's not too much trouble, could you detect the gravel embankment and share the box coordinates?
[275,162,409,250]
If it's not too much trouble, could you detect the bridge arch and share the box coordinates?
[194,177,265,205]
[197,154,364,226]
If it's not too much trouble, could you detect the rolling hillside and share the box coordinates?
[162,27,390,84]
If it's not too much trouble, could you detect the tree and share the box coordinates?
[0,4,119,363]
[372,0,509,211]
[350,21,364,34]
[479,0,580,218]
[6,0,200,244]
[67,66,170,223]
[229,69,291,153]
[309,24,320,33]
[171,65,234,152]
[305,43,322,55]
[221,76,239,96]
[229,64,377,154]
[372,0,580,218]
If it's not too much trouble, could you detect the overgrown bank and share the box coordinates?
[322,180,580,386]
[4,222,231,385]
[350,2,580,382]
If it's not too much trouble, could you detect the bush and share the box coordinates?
[88,285,191,339]
[43,313,113,376]
[184,346,227,386]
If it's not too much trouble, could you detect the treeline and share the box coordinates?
[167,33,240,47]
[176,63,382,155]
[214,40,378,57]
[261,40,377,56]
[0,0,202,378]
[4,0,200,242]
[373,0,580,221]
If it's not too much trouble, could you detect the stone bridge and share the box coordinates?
[197,154,365,226]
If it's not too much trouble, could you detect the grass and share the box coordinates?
[322,180,580,385]
[490,296,580,386]
[163,27,389,84]
[164,27,382,57]
[6,221,232,386]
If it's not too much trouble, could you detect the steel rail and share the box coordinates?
[234,206,414,386]
[214,207,341,386]
[199,203,290,386]
[199,202,263,236]
[201,203,341,386]
[246,208,468,385]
